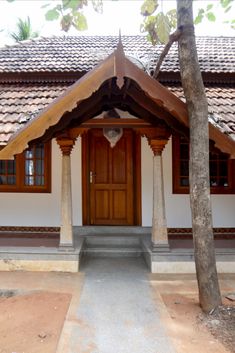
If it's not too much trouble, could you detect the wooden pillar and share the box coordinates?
[149,138,169,250]
[57,137,75,249]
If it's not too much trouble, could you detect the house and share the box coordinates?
[0,35,234,272]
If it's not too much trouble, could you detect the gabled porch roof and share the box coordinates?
[0,40,234,159]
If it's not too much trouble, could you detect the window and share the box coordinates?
[0,142,51,192]
[172,134,235,194]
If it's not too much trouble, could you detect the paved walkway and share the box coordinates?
[61,257,176,353]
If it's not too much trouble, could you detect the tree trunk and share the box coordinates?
[177,0,221,312]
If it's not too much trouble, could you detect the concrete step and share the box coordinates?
[84,235,141,247]
[83,246,143,258]
[83,235,143,258]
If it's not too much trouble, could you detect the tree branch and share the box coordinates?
[153,28,182,79]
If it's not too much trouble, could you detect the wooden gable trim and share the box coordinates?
[0,52,118,159]
[0,43,234,159]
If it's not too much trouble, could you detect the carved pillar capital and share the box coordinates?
[135,127,171,156]
[56,137,76,156]
[148,138,169,156]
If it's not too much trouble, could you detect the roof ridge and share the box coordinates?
[2,34,234,49]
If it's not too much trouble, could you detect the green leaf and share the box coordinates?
[72,12,88,31]
[140,16,158,44]
[194,13,203,25]
[206,12,216,22]
[45,8,60,21]
[141,0,158,17]
[156,12,170,44]
[206,4,213,11]
[220,0,233,8]
[6,0,15,2]
[166,9,177,29]
[62,0,87,11]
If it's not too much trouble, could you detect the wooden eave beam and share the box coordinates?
[209,124,235,158]
[81,118,151,128]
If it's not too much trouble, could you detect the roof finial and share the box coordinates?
[117,28,124,52]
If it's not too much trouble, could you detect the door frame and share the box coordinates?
[82,128,142,225]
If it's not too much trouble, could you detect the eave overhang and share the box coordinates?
[0,41,234,159]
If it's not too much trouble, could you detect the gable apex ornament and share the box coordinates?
[114,30,125,89]
[117,29,124,52]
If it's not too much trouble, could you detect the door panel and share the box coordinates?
[89,129,134,225]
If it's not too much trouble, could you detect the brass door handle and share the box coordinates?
[89,171,96,183]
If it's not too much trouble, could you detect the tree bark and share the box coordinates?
[177,0,221,312]
[153,29,182,79]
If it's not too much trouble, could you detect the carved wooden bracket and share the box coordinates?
[134,127,171,156]
[68,127,89,139]
[56,128,88,155]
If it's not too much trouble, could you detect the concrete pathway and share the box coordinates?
[61,257,176,353]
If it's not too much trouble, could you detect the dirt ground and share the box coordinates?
[0,291,71,353]
[152,275,235,353]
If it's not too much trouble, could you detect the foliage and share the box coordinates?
[43,0,103,32]
[140,0,176,44]
[140,0,235,45]
[10,16,39,42]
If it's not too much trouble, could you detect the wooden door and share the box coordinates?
[87,129,135,225]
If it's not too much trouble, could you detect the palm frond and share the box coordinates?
[10,16,39,42]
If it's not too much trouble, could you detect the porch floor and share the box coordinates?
[0,232,234,249]
[0,231,234,273]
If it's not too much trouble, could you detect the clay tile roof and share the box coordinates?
[0,82,234,146]
[0,35,234,146]
[0,83,68,144]
[0,35,234,74]
[167,85,235,142]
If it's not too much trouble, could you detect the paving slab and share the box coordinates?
[57,257,176,353]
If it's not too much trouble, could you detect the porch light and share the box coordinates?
[103,109,123,148]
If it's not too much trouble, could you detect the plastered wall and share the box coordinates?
[0,136,234,228]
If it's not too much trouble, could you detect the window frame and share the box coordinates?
[172,134,235,194]
[0,142,51,193]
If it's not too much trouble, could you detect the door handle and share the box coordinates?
[89,171,96,183]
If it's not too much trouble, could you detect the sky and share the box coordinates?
[0,0,234,46]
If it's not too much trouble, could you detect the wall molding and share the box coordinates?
[0,226,234,238]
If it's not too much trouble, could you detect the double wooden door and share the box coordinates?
[83,129,140,225]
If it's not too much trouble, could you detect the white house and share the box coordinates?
[0,35,234,272]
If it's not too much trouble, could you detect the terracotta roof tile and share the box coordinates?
[167,85,235,142]
[0,35,234,146]
[0,35,234,74]
[0,82,234,145]
[0,83,68,144]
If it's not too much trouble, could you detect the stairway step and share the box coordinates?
[83,246,142,258]
[85,235,140,247]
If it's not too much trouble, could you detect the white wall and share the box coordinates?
[0,136,234,228]
[141,137,235,228]
[0,140,61,226]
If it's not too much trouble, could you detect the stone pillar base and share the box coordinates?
[151,242,170,252]
[58,244,75,252]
